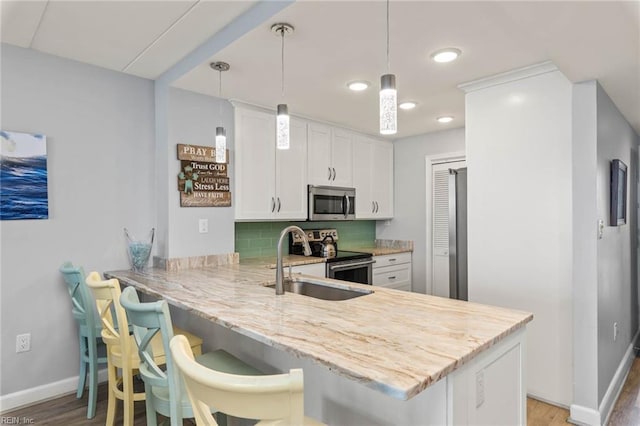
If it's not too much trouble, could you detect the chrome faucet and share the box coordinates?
[276,225,312,295]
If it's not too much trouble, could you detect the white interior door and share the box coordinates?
[432,160,465,298]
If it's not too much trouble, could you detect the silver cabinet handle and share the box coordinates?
[271,197,275,212]
[372,201,376,213]
[277,197,281,212]
[388,276,396,280]
[388,258,397,262]
[328,167,332,181]
[332,167,336,181]
[375,201,379,213]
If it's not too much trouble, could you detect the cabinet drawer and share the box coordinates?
[373,252,411,268]
[290,263,326,277]
[379,281,411,292]
[373,265,410,288]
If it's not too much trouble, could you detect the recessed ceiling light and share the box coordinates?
[399,101,417,110]
[437,116,454,123]
[431,48,461,63]
[347,81,370,91]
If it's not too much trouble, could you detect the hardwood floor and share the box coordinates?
[527,397,570,426]
[608,357,640,426]
[4,358,640,425]
[527,357,640,426]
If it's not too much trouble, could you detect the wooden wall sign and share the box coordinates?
[177,144,231,207]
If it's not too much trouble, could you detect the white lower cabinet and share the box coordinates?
[290,262,326,277]
[372,252,412,291]
[448,329,526,425]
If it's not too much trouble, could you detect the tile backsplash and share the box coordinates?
[235,221,376,259]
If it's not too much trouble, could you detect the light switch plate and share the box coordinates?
[198,219,208,234]
[598,219,604,239]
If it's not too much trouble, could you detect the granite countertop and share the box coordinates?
[341,239,414,256]
[340,245,412,256]
[105,264,532,401]
[240,254,326,269]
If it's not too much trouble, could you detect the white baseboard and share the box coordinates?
[569,404,601,426]
[0,369,108,413]
[599,331,638,425]
[569,330,639,426]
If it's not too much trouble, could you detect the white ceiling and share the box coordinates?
[1,0,639,139]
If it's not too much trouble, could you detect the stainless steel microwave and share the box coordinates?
[308,185,355,221]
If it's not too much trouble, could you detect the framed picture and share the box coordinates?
[1,130,49,220]
[610,159,627,226]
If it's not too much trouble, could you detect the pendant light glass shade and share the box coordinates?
[276,104,290,150]
[215,126,226,163]
[380,74,397,135]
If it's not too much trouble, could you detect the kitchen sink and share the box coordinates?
[267,277,373,301]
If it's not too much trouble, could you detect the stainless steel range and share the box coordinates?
[289,228,374,285]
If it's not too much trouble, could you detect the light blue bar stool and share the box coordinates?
[59,261,107,419]
[119,286,264,426]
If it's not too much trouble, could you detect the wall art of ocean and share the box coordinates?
[1,155,49,220]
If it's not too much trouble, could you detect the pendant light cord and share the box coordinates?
[386,0,390,72]
[281,27,285,98]
[218,70,223,119]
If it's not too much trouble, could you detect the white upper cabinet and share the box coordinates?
[352,135,394,219]
[307,123,353,187]
[235,106,307,221]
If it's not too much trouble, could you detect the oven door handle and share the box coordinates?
[328,259,376,271]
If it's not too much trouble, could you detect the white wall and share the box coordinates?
[166,88,235,258]
[376,128,465,294]
[595,83,639,404]
[572,81,599,413]
[0,45,155,396]
[571,79,640,426]
[462,64,573,405]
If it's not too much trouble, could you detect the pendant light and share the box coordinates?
[380,0,397,135]
[210,61,230,163]
[271,23,294,150]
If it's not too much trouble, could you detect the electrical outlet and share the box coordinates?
[476,370,485,408]
[198,219,208,234]
[614,322,619,341]
[16,333,31,353]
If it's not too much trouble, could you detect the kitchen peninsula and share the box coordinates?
[106,259,532,425]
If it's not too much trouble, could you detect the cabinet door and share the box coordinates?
[275,118,308,220]
[235,108,276,220]
[352,137,374,218]
[307,123,332,186]
[371,141,394,218]
[331,128,353,187]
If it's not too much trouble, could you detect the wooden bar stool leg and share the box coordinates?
[77,334,87,398]
[105,360,117,426]
[123,362,135,426]
[87,338,98,419]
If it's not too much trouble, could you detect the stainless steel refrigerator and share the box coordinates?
[448,168,468,301]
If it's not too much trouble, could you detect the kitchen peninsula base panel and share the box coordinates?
[170,307,526,426]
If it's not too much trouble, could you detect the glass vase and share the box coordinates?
[125,228,154,272]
